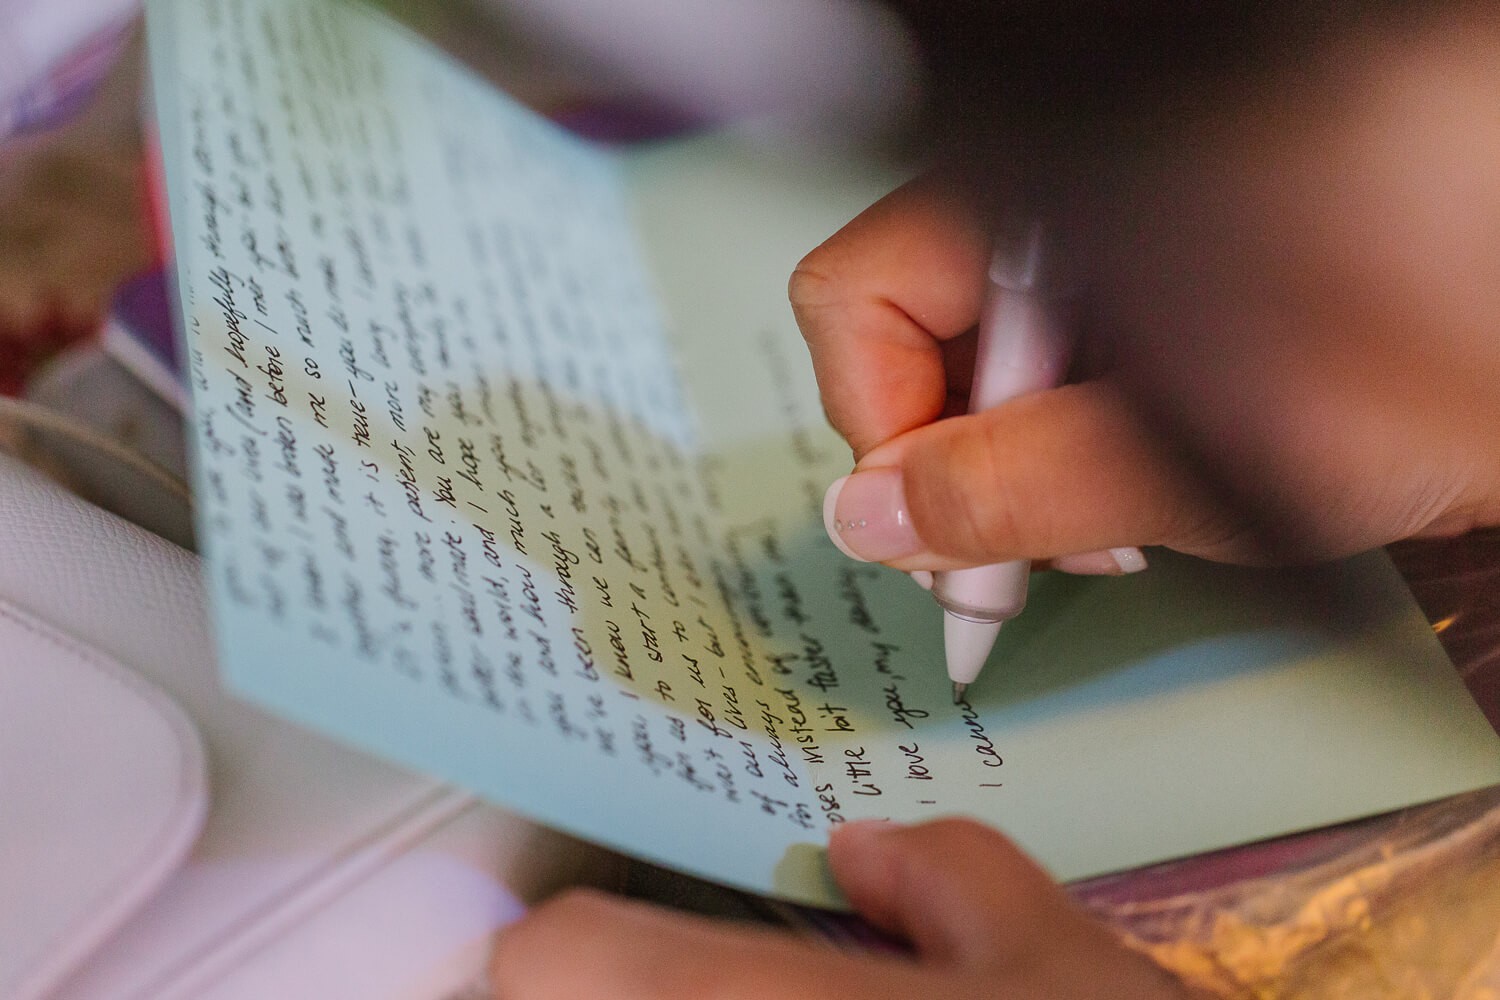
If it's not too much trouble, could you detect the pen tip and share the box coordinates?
[952,682,967,705]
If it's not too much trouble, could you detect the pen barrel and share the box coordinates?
[932,559,1030,623]
[969,290,1070,413]
[929,260,1067,667]
[932,242,1070,684]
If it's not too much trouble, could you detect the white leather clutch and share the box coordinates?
[0,596,207,1000]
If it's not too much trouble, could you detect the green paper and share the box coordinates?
[147,0,1500,908]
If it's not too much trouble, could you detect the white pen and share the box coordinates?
[936,220,1073,704]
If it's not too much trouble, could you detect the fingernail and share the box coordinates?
[1050,546,1148,576]
[909,570,934,590]
[823,469,925,563]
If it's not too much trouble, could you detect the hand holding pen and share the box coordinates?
[799,182,1151,696]
[794,128,1500,696]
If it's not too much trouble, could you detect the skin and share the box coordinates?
[491,6,1500,997]
[793,6,1500,571]
[491,819,1200,999]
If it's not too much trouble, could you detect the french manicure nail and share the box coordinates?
[909,570,934,590]
[822,469,925,563]
[1050,546,1149,576]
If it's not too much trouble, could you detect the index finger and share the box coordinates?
[789,174,991,459]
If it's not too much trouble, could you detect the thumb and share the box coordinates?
[822,379,1241,570]
[828,818,1078,966]
[827,819,1201,998]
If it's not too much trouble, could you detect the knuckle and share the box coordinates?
[787,257,837,328]
[786,257,846,344]
[789,235,867,336]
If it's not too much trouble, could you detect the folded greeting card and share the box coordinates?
[146,0,1500,907]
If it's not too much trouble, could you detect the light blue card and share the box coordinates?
[147,0,1500,907]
